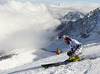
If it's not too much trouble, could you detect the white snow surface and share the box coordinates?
[0,1,100,74]
[0,42,100,74]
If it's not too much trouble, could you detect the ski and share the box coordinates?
[41,60,71,69]
[41,55,100,69]
[41,58,85,69]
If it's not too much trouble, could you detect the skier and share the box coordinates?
[56,35,82,62]
[56,48,60,54]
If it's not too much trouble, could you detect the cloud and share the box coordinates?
[0,1,100,53]
[0,1,60,52]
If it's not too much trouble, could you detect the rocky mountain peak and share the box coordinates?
[57,7,100,40]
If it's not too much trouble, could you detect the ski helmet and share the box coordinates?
[63,35,68,38]
[63,35,71,41]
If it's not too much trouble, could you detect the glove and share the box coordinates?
[56,36,61,40]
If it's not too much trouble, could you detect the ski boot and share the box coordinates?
[65,56,76,62]
[73,55,81,61]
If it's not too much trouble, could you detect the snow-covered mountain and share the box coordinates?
[60,11,85,22]
[56,11,85,31]
[57,7,100,43]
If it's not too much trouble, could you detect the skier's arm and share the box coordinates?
[56,36,63,40]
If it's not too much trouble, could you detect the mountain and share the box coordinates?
[60,11,85,22]
[56,11,85,31]
[57,8,100,42]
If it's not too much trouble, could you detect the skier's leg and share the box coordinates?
[66,51,76,62]
[73,45,82,61]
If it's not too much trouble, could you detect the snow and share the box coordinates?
[0,44,99,74]
[0,1,100,74]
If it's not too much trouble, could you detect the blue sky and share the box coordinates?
[28,0,100,3]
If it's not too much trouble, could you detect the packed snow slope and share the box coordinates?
[0,1,100,74]
[0,42,100,74]
[0,0,100,55]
